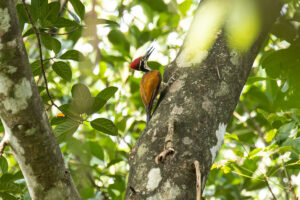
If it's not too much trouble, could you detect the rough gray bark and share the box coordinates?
[125,1,282,199]
[0,1,81,199]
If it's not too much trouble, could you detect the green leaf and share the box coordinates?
[0,171,23,183]
[88,141,104,160]
[58,104,81,118]
[90,118,118,136]
[40,33,61,54]
[282,137,300,154]
[0,182,23,193]
[31,0,48,20]
[52,61,72,82]
[69,0,85,20]
[55,120,79,142]
[72,83,91,100]
[96,86,118,100]
[23,28,34,37]
[53,17,79,28]
[16,4,29,31]
[95,19,119,26]
[108,30,130,52]
[30,60,42,76]
[143,0,167,12]
[79,187,94,199]
[271,19,298,42]
[90,86,118,113]
[0,157,8,174]
[265,129,276,142]
[248,148,262,158]
[71,83,93,114]
[179,0,193,15]
[225,133,239,141]
[276,122,296,142]
[89,97,106,114]
[67,9,81,24]
[0,192,18,200]
[261,46,300,78]
[51,116,67,125]
[60,50,84,61]
[45,2,60,21]
[246,76,272,85]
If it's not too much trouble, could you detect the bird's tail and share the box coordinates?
[146,106,152,124]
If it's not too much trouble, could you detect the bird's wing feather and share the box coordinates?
[140,71,162,122]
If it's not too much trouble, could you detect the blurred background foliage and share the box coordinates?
[0,0,299,199]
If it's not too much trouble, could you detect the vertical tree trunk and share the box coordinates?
[125,0,282,199]
[0,1,80,199]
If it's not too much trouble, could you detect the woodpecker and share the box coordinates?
[129,47,162,123]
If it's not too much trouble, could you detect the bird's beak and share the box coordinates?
[145,46,154,60]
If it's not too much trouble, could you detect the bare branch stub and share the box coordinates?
[194,160,201,200]
[155,119,175,164]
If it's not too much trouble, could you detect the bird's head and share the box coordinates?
[129,47,154,72]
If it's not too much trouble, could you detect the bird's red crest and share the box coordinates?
[129,56,142,70]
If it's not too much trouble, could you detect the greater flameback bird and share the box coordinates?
[129,47,162,123]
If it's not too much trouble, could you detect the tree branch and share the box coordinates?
[0,1,81,199]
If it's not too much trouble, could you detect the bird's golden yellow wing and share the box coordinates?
[140,70,162,122]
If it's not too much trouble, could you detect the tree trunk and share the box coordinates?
[0,1,81,199]
[125,0,282,199]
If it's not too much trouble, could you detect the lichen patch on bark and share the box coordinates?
[230,50,240,65]
[210,123,227,164]
[147,180,180,200]
[44,181,71,200]
[3,78,32,114]
[137,143,148,158]
[169,79,185,93]
[6,65,17,74]
[202,98,215,114]
[0,8,10,36]
[0,73,13,96]
[146,168,162,191]
[171,105,183,115]
[182,137,193,145]
[25,127,37,136]
[215,81,230,97]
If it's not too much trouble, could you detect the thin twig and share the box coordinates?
[265,178,277,200]
[21,1,82,124]
[215,66,221,79]
[282,161,298,200]
[194,160,201,200]
[277,165,290,200]
[59,0,69,17]
[45,27,78,36]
